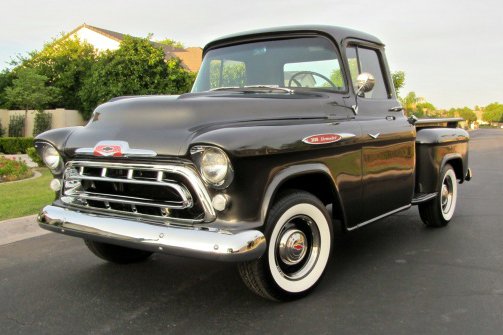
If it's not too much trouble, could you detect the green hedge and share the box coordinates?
[0,138,35,154]
[27,147,44,166]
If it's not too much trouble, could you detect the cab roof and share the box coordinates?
[203,25,384,54]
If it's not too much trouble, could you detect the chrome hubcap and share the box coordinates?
[278,229,308,265]
[275,215,321,280]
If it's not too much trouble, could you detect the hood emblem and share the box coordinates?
[75,141,157,158]
[302,133,355,145]
[94,144,123,157]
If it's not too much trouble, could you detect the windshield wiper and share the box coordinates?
[210,85,294,94]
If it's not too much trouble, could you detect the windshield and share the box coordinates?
[192,36,346,93]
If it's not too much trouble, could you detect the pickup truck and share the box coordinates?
[36,25,472,301]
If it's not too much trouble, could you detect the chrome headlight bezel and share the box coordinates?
[38,143,64,174]
[190,145,234,189]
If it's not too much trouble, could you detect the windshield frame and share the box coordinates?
[192,33,349,95]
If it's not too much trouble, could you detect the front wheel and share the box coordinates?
[419,163,458,227]
[238,191,333,301]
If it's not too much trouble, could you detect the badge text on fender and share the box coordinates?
[302,133,355,145]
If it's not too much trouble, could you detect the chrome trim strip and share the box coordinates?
[38,205,266,262]
[414,117,464,125]
[347,205,411,231]
[64,161,216,222]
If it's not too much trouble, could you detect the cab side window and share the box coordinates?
[346,46,389,99]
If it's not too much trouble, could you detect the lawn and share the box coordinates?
[0,168,55,221]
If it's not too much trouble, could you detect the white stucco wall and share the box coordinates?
[0,109,85,137]
[72,27,120,51]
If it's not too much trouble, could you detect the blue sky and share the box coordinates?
[1,0,501,109]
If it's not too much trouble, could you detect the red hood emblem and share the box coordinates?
[93,144,123,157]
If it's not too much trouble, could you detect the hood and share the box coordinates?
[64,92,343,157]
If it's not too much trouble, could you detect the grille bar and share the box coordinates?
[67,174,190,204]
[61,161,216,224]
[72,192,188,209]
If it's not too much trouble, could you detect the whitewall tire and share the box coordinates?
[419,163,458,227]
[238,191,333,301]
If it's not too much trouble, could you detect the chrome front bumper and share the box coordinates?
[38,205,266,262]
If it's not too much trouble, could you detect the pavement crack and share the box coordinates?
[5,315,32,327]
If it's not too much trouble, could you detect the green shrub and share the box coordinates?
[0,120,5,137]
[27,147,43,167]
[33,111,52,136]
[0,137,35,154]
[8,114,25,137]
[0,156,32,182]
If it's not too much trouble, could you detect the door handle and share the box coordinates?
[386,116,396,121]
[389,106,403,112]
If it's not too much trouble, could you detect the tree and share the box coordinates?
[4,68,59,111]
[25,36,97,112]
[0,119,5,137]
[401,91,418,113]
[328,58,359,89]
[391,71,405,96]
[157,38,185,49]
[482,103,503,122]
[416,102,436,116]
[0,69,15,108]
[79,36,195,119]
[209,60,246,88]
[449,107,477,123]
[4,67,60,136]
[33,111,53,136]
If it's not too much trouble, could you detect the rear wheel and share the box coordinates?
[84,240,153,264]
[238,191,333,301]
[419,163,458,227]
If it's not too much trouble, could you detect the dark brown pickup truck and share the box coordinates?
[35,25,472,301]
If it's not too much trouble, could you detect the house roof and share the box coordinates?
[67,23,202,72]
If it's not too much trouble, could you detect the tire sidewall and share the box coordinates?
[439,166,458,221]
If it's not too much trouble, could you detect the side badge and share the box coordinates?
[302,133,355,145]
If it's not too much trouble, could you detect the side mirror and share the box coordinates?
[356,72,375,96]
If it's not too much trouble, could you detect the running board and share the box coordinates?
[411,192,438,205]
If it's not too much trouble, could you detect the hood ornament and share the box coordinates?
[75,141,157,158]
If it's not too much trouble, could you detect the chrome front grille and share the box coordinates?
[61,161,216,224]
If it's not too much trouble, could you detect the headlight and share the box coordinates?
[39,143,64,174]
[191,146,233,188]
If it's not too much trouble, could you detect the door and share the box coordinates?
[345,44,415,226]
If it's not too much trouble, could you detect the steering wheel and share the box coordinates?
[287,71,337,89]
